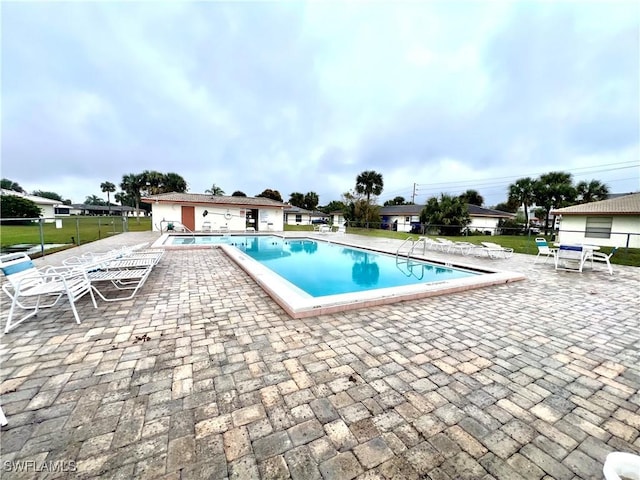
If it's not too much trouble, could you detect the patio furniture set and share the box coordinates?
[534,237,616,275]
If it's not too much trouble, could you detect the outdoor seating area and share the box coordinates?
[537,240,617,276]
[408,236,513,259]
[0,242,165,333]
[0,252,97,333]
[0,231,638,480]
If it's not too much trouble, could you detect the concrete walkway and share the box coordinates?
[1,231,638,479]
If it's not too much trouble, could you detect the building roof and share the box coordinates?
[379,204,422,215]
[551,192,640,216]
[379,204,514,218]
[141,192,287,208]
[0,189,60,206]
[467,204,515,218]
[70,204,135,212]
[285,206,329,216]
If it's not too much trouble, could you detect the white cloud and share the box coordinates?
[1,1,638,207]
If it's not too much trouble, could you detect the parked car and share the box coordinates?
[311,219,328,225]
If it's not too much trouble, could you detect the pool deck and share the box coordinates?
[1,231,638,479]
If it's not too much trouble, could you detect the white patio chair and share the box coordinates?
[0,253,97,333]
[603,451,640,480]
[534,237,557,264]
[587,247,617,275]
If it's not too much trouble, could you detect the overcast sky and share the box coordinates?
[2,1,639,207]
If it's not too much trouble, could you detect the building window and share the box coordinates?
[585,216,612,238]
[295,214,302,223]
[405,217,410,222]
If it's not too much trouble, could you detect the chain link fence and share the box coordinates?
[1,216,137,257]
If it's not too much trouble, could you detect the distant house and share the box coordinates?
[0,189,60,222]
[379,205,422,232]
[551,192,640,248]
[284,206,330,225]
[141,192,287,232]
[65,204,137,216]
[466,205,515,235]
[379,204,514,234]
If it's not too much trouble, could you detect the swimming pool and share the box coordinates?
[156,233,525,317]
[231,237,477,296]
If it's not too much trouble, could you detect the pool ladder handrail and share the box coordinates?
[395,237,415,260]
[159,220,196,239]
[396,236,430,261]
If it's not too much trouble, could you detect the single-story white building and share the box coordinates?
[284,206,330,225]
[0,189,60,222]
[379,204,514,234]
[467,205,515,235]
[61,204,138,216]
[379,205,421,232]
[551,192,640,248]
[141,193,287,232]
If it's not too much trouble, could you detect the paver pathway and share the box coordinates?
[1,231,638,479]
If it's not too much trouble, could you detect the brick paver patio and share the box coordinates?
[1,231,638,479]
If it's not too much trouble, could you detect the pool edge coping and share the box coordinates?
[218,240,526,318]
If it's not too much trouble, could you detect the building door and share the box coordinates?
[181,206,195,231]
[246,209,258,231]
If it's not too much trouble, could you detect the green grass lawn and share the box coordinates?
[285,225,640,267]
[1,216,152,251]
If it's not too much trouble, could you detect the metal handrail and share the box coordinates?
[159,220,195,237]
[395,237,415,260]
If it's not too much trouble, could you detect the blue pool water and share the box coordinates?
[169,235,478,297]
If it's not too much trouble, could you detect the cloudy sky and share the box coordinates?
[2,1,639,207]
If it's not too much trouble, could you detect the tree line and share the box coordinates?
[1,169,610,233]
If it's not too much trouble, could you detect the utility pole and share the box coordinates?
[411,183,416,204]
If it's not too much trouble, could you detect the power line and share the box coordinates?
[414,162,638,189]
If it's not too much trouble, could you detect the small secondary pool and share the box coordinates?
[157,233,524,317]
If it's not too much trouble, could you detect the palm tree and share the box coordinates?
[100,181,116,215]
[205,184,225,196]
[141,170,164,195]
[289,192,305,208]
[420,194,471,235]
[458,189,484,206]
[508,177,536,231]
[355,170,384,204]
[303,192,319,211]
[576,180,609,204]
[85,194,105,206]
[163,173,188,193]
[120,173,143,223]
[534,171,577,234]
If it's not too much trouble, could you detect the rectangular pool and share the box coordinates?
[158,234,525,317]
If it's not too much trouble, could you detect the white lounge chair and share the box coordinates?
[480,242,514,259]
[0,252,97,333]
[534,237,557,264]
[434,238,454,252]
